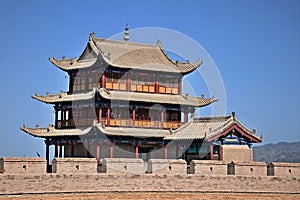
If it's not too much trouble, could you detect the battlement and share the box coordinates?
[1,157,300,178]
[0,157,300,195]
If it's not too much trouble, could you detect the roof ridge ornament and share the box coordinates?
[123,23,129,43]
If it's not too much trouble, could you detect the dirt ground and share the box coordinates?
[0,192,299,200]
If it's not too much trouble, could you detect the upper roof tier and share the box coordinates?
[49,33,202,75]
[32,88,217,107]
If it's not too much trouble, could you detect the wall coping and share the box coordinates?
[190,160,227,165]
[0,157,46,162]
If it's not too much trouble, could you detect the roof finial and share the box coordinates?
[232,111,236,119]
[124,23,129,43]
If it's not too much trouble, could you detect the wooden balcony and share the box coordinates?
[56,118,183,130]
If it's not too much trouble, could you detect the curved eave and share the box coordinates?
[20,126,92,138]
[32,91,95,104]
[99,89,217,107]
[49,57,97,72]
[158,44,202,75]
[96,125,167,138]
[207,117,262,143]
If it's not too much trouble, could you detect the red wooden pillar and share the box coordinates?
[219,145,223,161]
[60,110,64,127]
[132,109,136,127]
[110,142,113,158]
[101,73,106,88]
[178,78,182,94]
[126,72,131,91]
[70,142,74,157]
[155,74,159,93]
[86,142,90,158]
[107,107,111,126]
[161,111,164,129]
[135,142,139,159]
[164,144,167,159]
[59,144,63,158]
[210,145,213,160]
[99,108,102,123]
[96,143,101,163]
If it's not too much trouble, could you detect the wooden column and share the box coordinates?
[219,146,223,161]
[184,112,188,123]
[161,110,164,129]
[135,142,139,159]
[70,142,74,157]
[210,145,213,160]
[154,75,159,93]
[60,110,64,127]
[59,144,63,158]
[101,73,106,88]
[54,143,58,158]
[126,72,131,91]
[86,142,90,158]
[45,139,50,173]
[99,108,102,123]
[96,143,101,163]
[107,107,111,126]
[164,144,167,159]
[110,142,113,158]
[55,109,58,128]
[178,78,182,94]
[132,109,136,127]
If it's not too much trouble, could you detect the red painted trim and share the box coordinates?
[208,124,261,143]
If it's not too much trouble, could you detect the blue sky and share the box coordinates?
[0,0,299,157]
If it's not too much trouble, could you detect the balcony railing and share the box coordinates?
[56,118,184,130]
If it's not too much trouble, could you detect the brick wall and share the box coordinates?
[52,158,98,174]
[221,145,253,162]
[228,161,267,176]
[268,162,300,177]
[102,158,146,174]
[0,174,299,195]
[190,160,227,176]
[148,159,186,174]
[0,157,46,174]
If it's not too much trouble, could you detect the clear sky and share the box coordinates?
[0,0,299,157]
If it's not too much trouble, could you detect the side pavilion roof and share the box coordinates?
[21,114,262,143]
